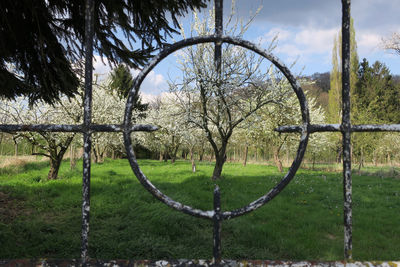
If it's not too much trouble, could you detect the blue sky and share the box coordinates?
[93,0,400,98]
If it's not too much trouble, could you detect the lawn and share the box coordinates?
[0,159,399,260]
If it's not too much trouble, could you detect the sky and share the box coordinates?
[93,0,400,99]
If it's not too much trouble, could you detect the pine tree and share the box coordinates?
[109,64,148,118]
[109,64,134,99]
[0,0,208,104]
[353,59,400,124]
[351,59,400,171]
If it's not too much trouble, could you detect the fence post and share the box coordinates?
[81,0,95,263]
[341,0,353,260]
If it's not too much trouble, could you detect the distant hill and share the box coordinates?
[301,72,330,112]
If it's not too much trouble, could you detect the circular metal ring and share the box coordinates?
[123,35,310,220]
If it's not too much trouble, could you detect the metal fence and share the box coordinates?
[1,0,400,265]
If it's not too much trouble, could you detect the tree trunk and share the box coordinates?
[212,142,227,180]
[199,146,204,162]
[273,148,283,173]
[190,148,196,173]
[99,150,104,163]
[336,146,342,163]
[243,145,248,167]
[312,153,316,171]
[388,153,393,166]
[48,157,62,180]
[286,148,290,166]
[95,143,103,163]
[171,144,179,164]
[14,142,18,157]
[357,147,364,175]
[47,135,74,180]
[159,151,163,161]
[212,154,226,180]
[92,146,98,163]
[70,144,76,170]
[111,149,115,160]
[163,150,168,162]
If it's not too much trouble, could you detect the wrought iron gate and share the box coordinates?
[1,0,400,265]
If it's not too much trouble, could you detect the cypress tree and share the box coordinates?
[327,18,358,124]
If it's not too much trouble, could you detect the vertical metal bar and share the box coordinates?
[213,1,223,263]
[214,0,223,73]
[213,185,222,264]
[81,0,95,263]
[341,0,352,261]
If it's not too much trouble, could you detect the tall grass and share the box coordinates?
[0,159,399,260]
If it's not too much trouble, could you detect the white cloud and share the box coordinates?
[357,32,381,54]
[92,55,168,95]
[259,27,338,59]
[259,27,291,45]
[275,44,302,57]
[93,55,112,77]
[131,69,168,95]
[294,28,338,54]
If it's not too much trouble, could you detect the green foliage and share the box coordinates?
[1,159,400,260]
[109,64,148,114]
[108,64,148,119]
[109,64,134,99]
[353,59,400,124]
[328,19,359,124]
[351,59,400,167]
[328,35,342,123]
[0,0,208,104]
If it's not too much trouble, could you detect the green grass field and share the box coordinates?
[0,159,399,260]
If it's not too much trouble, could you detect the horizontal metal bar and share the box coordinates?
[0,124,158,133]
[0,124,82,132]
[3,259,399,266]
[276,124,340,133]
[276,124,400,133]
[352,124,400,132]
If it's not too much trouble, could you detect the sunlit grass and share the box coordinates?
[0,159,399,260]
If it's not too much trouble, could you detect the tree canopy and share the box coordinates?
[0,0,208,104]
[353,59,400,124]
[108,64,148,118]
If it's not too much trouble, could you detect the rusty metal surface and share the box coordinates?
[276,124,400,133]
[81,0,95,263]
[341,0,352,260]
[1,259,399,267]
[213,1,223,261]
[0,124,158,133]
